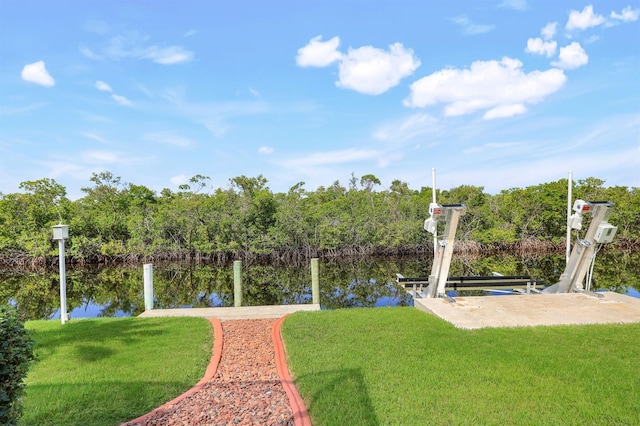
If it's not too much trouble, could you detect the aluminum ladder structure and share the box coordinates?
[423,203,467,298]
[543,200,617,294]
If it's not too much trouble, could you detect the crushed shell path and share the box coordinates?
[122,317,312,426]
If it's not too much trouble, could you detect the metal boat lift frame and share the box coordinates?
[424,203,466,299]
[397,203,544,299]
[543,200,617,294]
[397,198,617,300]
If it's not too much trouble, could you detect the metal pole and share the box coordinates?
[58,238,67,324]
[143,263,154,310]
[432,168,437,263]
[233,260,242,307]
[566,170,573,264]
[311,258,320,304]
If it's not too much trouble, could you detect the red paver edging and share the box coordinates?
[272,315,313,426]
[122,318,224,425]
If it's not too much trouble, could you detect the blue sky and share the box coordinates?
[1,1,639,199]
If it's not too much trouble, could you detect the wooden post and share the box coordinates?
[311,258,320,305]
[234,260,242,307]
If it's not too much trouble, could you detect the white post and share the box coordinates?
[53,224,69,325]
[233,260,242,307]
[58,238,67,324]
[566,171,573,264]
[431,168,437,263]
[311,258,320,305]
[143,263,154,310]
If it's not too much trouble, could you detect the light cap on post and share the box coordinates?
[53,224,69,240]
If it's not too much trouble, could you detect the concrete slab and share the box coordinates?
[414,292,640,330]
[138,304,321,320]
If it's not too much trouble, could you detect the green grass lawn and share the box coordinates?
[281,307,640,426]
[22,317,213,426]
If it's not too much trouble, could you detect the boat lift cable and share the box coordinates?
[585,243,603,292]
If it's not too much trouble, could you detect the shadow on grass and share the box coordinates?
[21,379,193,426]
[299,368,379,426]
[28,318,173,363]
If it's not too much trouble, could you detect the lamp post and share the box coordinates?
[53,224,69,324]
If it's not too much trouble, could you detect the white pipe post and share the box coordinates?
[58,238,67,324]
[53,224,69,324]
[431,168,437,263]
[566,171,573,264]
[233,260,242,307]
[143,263,154,310]
[311,258,320,304]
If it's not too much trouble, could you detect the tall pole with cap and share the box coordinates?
[566,171,573,264]
[53,224,69,324]
[432,168,437,263]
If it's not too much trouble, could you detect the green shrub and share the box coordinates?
[0,305,35,425]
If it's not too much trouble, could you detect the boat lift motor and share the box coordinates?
[543,200,617,294]
[423,203,466,299]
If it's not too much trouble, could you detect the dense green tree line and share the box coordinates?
[0,172,638,265]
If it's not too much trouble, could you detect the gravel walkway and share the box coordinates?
[123,318,298,425]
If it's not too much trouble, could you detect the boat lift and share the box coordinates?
[397,198,617,300]
[396,202,544,299]
[396,203,467,300]
[424,203,465,298]
[543,200,617,294]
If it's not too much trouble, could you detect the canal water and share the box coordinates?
[2,251,638,321]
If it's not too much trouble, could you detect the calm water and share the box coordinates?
[2,251,638,321]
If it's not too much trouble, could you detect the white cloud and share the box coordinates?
[95,80,113,92]
[203,117,230,137]
[483,104,527,120]
[258,146,274,154]
[336,43,420,95]
[404,57,566,119]
[86,32,194,65]
[111,94,133,106]
[611,6,640,22]
[80,132,108,144]
[372,113,439,143]
[143,46,194,64]
[84,20,111,35]
[21,61,55,87]
[170,174,189,186]
[525,38,557,57]
[552,42,589,69]
[82,150,119,163]
[541,22,557,40]
[0,102,46,116]
[297,37,420,95]
[296,35,342,67]
[248,87,261,98]
[451,16,495,35]
[583,35,600,44]
[499,0,529,11]
[566,5,605,30]
[144,131,195,148]
[280,148,382,171]
[463,141,523,154]
[79,46,103,60]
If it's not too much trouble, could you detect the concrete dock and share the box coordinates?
[138,303,321,320]
[414,291,640,329]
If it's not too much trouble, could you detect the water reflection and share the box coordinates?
[1,251,638,321]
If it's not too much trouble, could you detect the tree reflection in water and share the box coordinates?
[1,251,638,320]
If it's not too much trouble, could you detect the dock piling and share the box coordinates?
[311,258,320,305]
[143,263,154,310]
[234,260,242,307]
